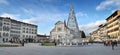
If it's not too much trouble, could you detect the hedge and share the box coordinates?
[41,43,55,46]
[0,44,19,47]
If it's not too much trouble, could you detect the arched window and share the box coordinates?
[6,33,9,37]
[29,36,31,38]
[3,33,5,36]
[6,38,8,42]
[3,38,5,42]
[0,22,2,26]
[26,35,28,38]
[6,27,9,31]
[23,35,25,38]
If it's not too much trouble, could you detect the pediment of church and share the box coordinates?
[55,21,64,25]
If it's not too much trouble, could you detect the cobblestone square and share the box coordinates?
[0,43,120,55]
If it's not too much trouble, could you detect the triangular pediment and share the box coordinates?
[55,21,64,25]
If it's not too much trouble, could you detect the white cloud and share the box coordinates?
[0,0,9,5]
[0,13,20,19]
[96,0,120,10]
[76,12,88,17]
[23,13,68,24]
[22,17,41,24]
[22,8,33,14]
[22,18,35,24]
[79,20,106,36]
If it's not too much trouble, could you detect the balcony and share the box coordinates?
[108,30,119,35]
[107,20,118,27]
[107,24,119,31]
[107,15,118,23]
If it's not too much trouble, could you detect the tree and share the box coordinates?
[81,31,86,38]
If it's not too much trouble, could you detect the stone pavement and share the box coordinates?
[0,43,120,55]
[24,43,40,47]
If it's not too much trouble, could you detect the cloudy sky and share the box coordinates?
[0,0,120,36]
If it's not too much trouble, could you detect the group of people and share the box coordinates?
[104,40,118,50]
[104,40,117,46]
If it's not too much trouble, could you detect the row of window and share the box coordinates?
[22,24,37,28]
[108,28,119,33]
[11,27,21,30]
[1,17,37,27]
[10,34,20,37]
[11,23,21,27]
[10,30,21,33]
[0,22,21,26]
[22,31,37,34]
[0,22,37,29]
[23,27,37,31]
[3,19,10,22]
[107,22,119,29]
[23,35,35,38]
[0,26,10,31]
[3,26,10,31]
[0,33,35,38]
[109,33,119,38]
[0,26,37,31]
[0,30,36,34]
[107,12,118,21]
[2,33,9,37]
[107,16,120,24]
[3,22,10,25]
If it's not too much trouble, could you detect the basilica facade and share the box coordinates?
[50,5,82,45]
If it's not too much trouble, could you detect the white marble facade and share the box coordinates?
[50,5,82,45]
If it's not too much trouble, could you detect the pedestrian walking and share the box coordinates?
[114,40,117,46]
[21,41,24,46]
[104,41,106,46]
[111,41,115,50]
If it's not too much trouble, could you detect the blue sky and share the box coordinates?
[0,0,120,36]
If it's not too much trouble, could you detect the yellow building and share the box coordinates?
[98,24,108,41]
[82,37,90,42]
[90,29,103,42]
[106,10,120,41]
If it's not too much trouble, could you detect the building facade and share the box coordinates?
[90,10,120,42]
[90,29,101,42]
[50,21,73,45]
[0,17,37,43]
[106,10,120,41]
[90,23,109,42]
[98,24,108,41]
[50,5,82,45]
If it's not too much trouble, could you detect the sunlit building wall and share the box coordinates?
[106,10,120,41]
